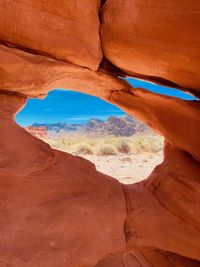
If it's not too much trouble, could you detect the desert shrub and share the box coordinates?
[117,140,131,154]
[73,143,94,155]
[61,137,75,146]
[96,145,118,156]
[150,136,164,152]
[43,133,164,155]
[51,134,96,148]
[131,134,164,153]
[46,138,65,150]
[104,136,120,145]
[73,135,95,146]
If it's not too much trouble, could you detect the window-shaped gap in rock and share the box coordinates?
[16,89,164,184]
[125,77,198,100]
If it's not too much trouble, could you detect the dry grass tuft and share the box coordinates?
[96,145,118,156]
[131,134,163,154]
[116,140,131,154]
[43,133,164,156]
[73,143,94,155]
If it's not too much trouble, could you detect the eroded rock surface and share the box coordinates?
[101,0,200,92]
[125,143,200,261]
[0,1,200,266]
[0,45,131,100]
[0,0,102,70]
[111,88,200,161]
[26,126,48,139]
[0,92,126,266]
[96,249,200,267]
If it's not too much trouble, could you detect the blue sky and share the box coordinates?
[16,78,196,126]
[16,90,124,126]
[126,78,196,100]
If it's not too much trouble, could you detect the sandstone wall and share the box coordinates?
[0,1,199,266]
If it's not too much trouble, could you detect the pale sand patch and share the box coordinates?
[83,151,163,184]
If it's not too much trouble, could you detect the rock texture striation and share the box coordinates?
[0,1,200,266]
[0,0,102,70]
[101,0,200,92]
[0,92,126,266]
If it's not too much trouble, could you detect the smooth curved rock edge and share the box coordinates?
[0,1,200,266]
[101,0,200,95]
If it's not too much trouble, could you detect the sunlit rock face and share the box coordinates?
[111,89,200,161]
[0,1,200,266]
[101,0,200,92]
[0,45,131,99]
[0,0,102,70]
[26,126,48,139]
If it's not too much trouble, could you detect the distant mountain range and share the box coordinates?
[30,115,150,137]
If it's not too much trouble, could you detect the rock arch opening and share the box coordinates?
[1,1,200,265]
[16,88,164,184]
[124,77,198,100]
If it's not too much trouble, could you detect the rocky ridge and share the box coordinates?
[29,115,149,137]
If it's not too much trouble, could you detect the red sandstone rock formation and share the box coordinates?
[0,45,131,100]
[0,1,200,266]
[101,0,200,92]
[0,0,102,70]
[111,89,200,161]
[26,126,48,139]
[0,92,126,266]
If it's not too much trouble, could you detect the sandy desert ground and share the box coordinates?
[81,151,163,184]
[38,133,164,184]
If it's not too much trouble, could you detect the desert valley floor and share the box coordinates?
[83,151,163,184]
